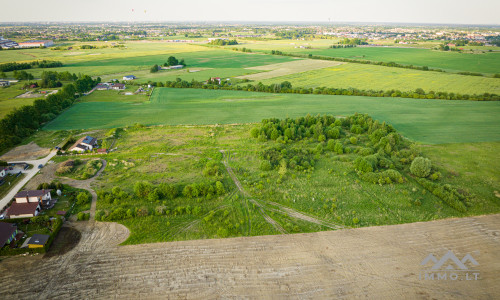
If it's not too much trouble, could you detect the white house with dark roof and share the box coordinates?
[70,136,98,152]
[14,190,52,203]
[123,75,136,80]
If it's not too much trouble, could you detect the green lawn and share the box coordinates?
[43,88,500,144]
[280,47,500,74]
[258,63,500,95]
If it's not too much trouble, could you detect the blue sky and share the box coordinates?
[3,0,499,24]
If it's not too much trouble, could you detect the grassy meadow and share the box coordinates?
[50,116,498,244]
[43,88,500,144]
[257,62,500,95]
[272,46,500,74]
[0,84,48,118]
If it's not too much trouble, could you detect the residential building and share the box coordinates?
[0,80,10,87]
[0,222,18,248]
[111,83,125,90]
[123,75,136,80]
[14,190,52,203]
[69,136,98,152]
[6,202,41,218]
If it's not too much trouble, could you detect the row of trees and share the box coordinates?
[152,78,499,101]
[208,39,238,46]
[0,60,63,72]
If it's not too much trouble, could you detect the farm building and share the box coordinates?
[168,65,184,70]
[17,40,54,48]
[123,75,137,80]
[70,136,98,152]
[26,234,50,248]
[0,80,10,87]
[0,222,18,248]
[0,37,18,49]
[95,83,109,90]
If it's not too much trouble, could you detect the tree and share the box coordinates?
[410,157,432,178]
[76,192,90,205]
[167,56,179,66]
[150,64,159,73]
[134,181,152,198]
[215,181,225,195]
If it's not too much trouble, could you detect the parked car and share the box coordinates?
[38,164,43,169]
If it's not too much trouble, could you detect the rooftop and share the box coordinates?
[15,189,51,198]
[0,222,17,247]
[27,234,50,246]
[6,202,39,217]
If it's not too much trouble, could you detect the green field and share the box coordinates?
[284,47,500,74]
[43,88,500,144]
[257,63,500,95]
[4,48,296,78]
[0,84,46,118]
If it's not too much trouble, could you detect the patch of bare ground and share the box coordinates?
[0,142,50,161]
[24,161,58,190]
[0,215,499,299]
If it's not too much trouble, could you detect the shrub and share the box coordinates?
[334,142,343,154]
[260,160,272,171]
[410,157,432,178]
[354,157,374,174]
[76,192,90,205]
[349,137,357,145]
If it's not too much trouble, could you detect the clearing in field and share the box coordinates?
[236,59,342,81]
[43,88,500,144]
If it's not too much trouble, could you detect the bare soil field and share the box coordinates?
[0,142,50,161]
[237,59,343,81]
[0,214,498,299]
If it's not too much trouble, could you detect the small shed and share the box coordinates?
[27,234,50,248]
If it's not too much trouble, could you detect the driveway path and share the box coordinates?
[0,150,57,213]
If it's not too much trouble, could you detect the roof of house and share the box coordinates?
[82,136,97,145]
[6,202,40,217]
[123,75,136,78]
[112,83,125,88]
[0,222,17,247]
[15,189,51,198]
[27,234,50,246]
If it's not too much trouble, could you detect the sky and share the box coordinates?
[2,0,499,25]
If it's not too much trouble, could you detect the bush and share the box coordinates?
[410,157,432,178]
[76,192,90,205]
[260,160,272,171]
[349,137,357,145]
[334,142,343,154]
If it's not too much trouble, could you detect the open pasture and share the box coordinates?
[0,84,45,118]
[287,46,500,74]
[43,88,500,144]
[257,63,500,95]
[236,59,342,81]
[4,48,296,78]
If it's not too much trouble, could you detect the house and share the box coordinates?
[111,83,125,90]
[0,80,10,87]
[210,77,221,84]
[26,234,50,248]
[123,75,136,80]
[95,83,110,90]
[0,222,18,248]
[17,40,54,48]
[14,189,52,203]
[169,65,184,70]
[0,167,6,177]
[69,136,98,152]
[6,202,41,218]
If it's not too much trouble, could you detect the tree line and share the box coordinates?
[0,60,63,72]
[146,78,499,101]
[208,39,238,46]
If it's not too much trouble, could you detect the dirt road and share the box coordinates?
[0,214,498,299]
